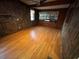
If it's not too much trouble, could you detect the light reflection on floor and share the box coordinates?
[30,30,37,40]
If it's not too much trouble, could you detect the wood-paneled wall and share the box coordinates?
[61,0,79,59]
[0,0,37,37]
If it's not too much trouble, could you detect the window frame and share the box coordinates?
[39,11,59,21]
[30,9,35,21]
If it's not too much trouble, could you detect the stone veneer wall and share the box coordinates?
[61,0,79,59]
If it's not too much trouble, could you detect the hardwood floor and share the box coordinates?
[0,26,61,59]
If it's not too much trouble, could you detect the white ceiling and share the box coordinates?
[20,0,56,5]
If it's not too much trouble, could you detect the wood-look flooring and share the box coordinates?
[0,26,61,59]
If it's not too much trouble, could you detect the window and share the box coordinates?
[30,10,35,21]
[77,57,79,59]
[39,11,59,21]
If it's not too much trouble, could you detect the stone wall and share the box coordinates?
[61,0,79,59]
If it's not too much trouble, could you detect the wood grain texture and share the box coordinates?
[0,26,61,59]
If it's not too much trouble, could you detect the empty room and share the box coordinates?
[0,0,79,59]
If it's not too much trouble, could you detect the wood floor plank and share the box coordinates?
[0,26,61,59]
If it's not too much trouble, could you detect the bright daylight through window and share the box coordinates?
[39,11,59,21]
[30,9,35,21]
